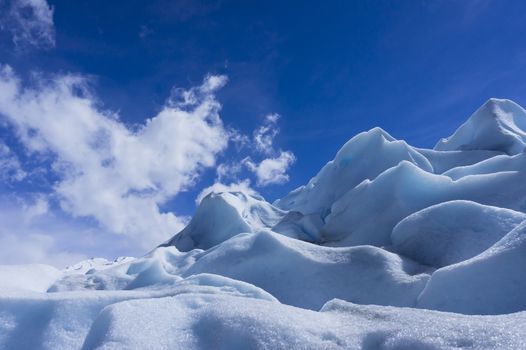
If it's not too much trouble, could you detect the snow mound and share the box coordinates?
[52,230,430,310]
[322,160,526,247]
[84,295,526,350]
[180,230,430,310]
[0,264,62,292]
[392,200,526,267]
[274,127,432,217]
[418,220,526,314]
[49,246,203,292]
[163,191,285,251]
[0,274,277,350]
[435,98,526,155]
[2,285,525,349]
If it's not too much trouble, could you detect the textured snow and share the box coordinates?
[50,231,430,310]
[180,231,430,309]
[82,296,526,350]
[2,98,526,348]
[418,220,526,315]
[392,200,526,267]
[0,274,277,350]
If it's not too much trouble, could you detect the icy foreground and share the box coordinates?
[2,98,526,349]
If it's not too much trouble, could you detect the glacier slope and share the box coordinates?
[1,98,526,349]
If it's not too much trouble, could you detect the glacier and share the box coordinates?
[1,98,526,349]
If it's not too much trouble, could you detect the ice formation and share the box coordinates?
[1,98,526,349]
[391,200,526,267]
[435,98,526,154]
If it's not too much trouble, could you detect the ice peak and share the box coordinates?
[275,126,432,215]
[435,98,526,155]
[164,190,285,251]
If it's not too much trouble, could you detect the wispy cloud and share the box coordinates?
[243,113,296,186]
[253,113,280,155]
[0,140,26,182]
[0,0,55,49]
[202,112,296,197]
[243,151,295,186]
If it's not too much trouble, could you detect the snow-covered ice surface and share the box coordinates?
[418,220,526,315]
[391,200,526,267]
[274,127,434,217]
[2,98,526,349]
[163,191,286,251]
[82,296,526,350]
[435,98,526,154]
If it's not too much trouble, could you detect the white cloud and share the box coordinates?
[0,232,85,267]
[0,65,229,249]
[1,0,55,49]
[243,150,295,186]
[0,196,87,267]
[215,162,242,182]
[0,141,27,181]
[253,113,280,155]
[21,195,48,222]
[195,179,258,204]
[241,113,296,187]
[228,128,250,150]
[0,193,138,268]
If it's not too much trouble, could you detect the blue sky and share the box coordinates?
[0,0,525,266]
